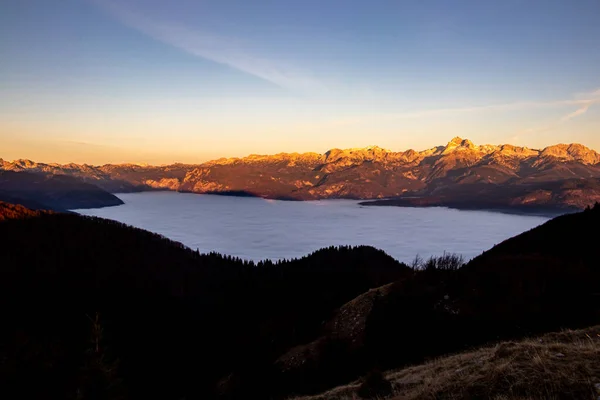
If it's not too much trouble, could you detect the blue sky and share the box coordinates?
[1,0,599,164]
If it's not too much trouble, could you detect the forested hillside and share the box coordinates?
[1,202,599,398]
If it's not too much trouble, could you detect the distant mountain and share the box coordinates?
[0,170,124,211]
[359,178,600,214]
[1,201,600,398]
[3,137,600,211]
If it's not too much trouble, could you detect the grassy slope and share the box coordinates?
[292,325,600,400]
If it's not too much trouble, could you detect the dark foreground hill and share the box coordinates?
[1,202,599,399]
[273,204,600,397]
[0,170,123,211]
[0,202,409,399]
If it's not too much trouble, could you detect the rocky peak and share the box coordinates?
[449,136,470,146]
[495,144,539,158]
[399,149,423,163]
[361,145,389,153]
[541,143,600,165]
[441,137,478,154]
[324,146,386,163]
[1,159,36,171]
[11,159,38,169]
[202,152,322,167]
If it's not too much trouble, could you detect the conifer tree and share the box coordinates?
[76,313,124,400]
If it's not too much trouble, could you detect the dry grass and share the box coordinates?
[290,325,600,400]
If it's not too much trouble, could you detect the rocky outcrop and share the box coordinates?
[143,178,181,190]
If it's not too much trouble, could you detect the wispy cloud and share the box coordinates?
[558,88,600,122]
[289,88,600,142]
[312,97,594,129]
[514,88,600,139]
[93,0,325,94]
[560,104,591,122]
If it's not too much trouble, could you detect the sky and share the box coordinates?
[1,0,599,165]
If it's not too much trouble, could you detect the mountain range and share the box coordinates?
[3,137,600,212]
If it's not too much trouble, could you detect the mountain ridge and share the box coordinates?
[3,137,600,211]
[4,137,599,170]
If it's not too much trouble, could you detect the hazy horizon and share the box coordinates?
[3,135,600,166]
[2,0,599,164]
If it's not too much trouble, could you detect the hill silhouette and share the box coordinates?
[0,170,123,211]
[0,204,409,399]
[272,204,600,396]
[0,202,599,398]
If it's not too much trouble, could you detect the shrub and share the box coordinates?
[356,369,392,399]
